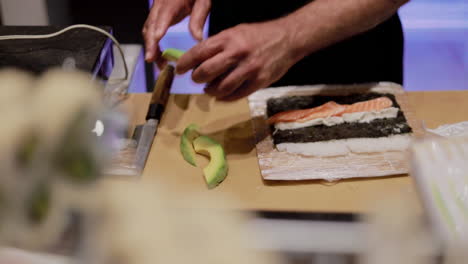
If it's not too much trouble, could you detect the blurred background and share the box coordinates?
[0,0,466,93]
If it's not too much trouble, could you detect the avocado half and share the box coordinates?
[162,48,185,61]
[193,136,228,189]
[180,124,200,166]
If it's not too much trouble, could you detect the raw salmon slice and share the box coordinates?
[267,101,345,124]
[267,96,393,124]
[339,97,393,115]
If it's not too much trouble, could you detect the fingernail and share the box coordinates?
[145,52,152,61]
[194,30,202,41]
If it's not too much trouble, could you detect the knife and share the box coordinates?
[133,64,175,174]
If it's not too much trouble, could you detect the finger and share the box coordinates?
[176,37,224,74]
[204,65,252,98]
[189,0,211,41]
[143,6,173,62]
[144,22,170,62]
[218,80,261,101]
[191,52,237,83]
[203,71,230,95]
[143,6,161,61]
[155,50,167,69]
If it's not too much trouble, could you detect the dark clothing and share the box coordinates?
[66,0,149,44]
[209,0,404,86]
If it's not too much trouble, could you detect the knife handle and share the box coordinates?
[146,64,175,120]
[146,104,165,121]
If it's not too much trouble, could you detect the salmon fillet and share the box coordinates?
[267,101,345,124]
[268,101,346,124]
[267,96,393,124]
[338,97,393,116]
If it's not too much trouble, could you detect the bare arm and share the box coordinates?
[282,0,410,62]
[177,0,410,101]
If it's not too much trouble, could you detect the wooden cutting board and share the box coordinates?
[247,83,424,181]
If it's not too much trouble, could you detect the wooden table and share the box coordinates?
[122,90,468,213]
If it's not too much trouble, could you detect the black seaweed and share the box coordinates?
[267,93,413,144]
[273,116,412,144]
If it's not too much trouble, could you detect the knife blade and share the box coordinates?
[133,64,175,174]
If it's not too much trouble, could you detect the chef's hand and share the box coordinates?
[143,0,211,64]
[176,21,298,101]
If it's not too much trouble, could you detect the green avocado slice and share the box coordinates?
[193,136,228,189]
[162,48,185,61]
[180,124,200,166]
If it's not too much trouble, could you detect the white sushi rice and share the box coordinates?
[274,107,399,130]
[276,134,412,157]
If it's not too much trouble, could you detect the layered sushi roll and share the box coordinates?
[267,93,413,157]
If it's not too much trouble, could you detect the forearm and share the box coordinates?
[277,0,410,62]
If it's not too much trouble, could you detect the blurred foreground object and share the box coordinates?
[79,181,280,264]
[0,68,279,264]
[363,192,437,264]
[362,125,468,264]
[0,68,107,251]
[412,135,468,243]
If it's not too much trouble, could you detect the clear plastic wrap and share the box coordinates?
[411,122,468,243]
[425,121,468,138]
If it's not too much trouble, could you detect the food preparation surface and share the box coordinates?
[122,90,468,213]
[248,83,421,181]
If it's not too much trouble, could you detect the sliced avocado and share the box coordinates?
[180,124,200,166]
[162,48,185,61]
[193,136,228,189]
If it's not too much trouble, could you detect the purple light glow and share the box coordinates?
[146,0,467,92]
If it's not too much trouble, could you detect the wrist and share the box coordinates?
[274,14,314,65]
[261,18,302,68]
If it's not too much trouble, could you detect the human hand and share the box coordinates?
[176,21,298,101]
[143,0,211,64]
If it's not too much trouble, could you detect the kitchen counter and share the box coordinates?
[122,90,468,213]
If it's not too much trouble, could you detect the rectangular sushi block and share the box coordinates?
[247,83,421,181]
[267,93,413,157]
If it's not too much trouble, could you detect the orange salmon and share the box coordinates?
[267,101,345,124]
[267,96,393,124]
[338,97,393,116]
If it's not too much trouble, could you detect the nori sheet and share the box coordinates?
[273,116,412,144]
[267,93,413,144]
